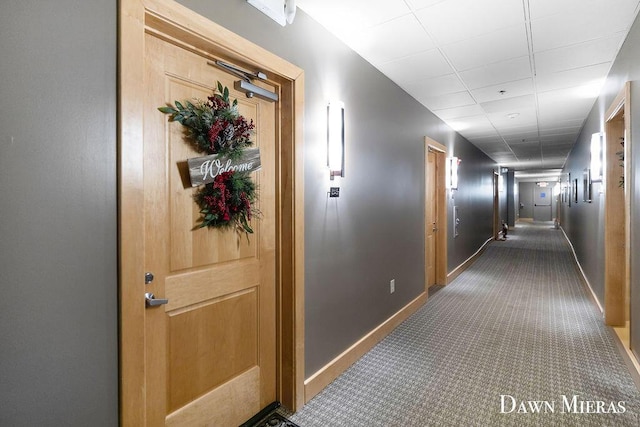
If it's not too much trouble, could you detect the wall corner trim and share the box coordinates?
[303,292,427,403]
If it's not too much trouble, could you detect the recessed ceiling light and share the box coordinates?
[507,112,520,119]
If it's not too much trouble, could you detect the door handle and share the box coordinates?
[145,292,168,307]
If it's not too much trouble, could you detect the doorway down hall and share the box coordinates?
[289,222,640,426]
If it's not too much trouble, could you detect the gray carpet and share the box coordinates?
[290,222,640,426]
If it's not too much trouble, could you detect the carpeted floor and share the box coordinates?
[289,222,640,426]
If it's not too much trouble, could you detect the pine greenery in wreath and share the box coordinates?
[159,82,258,234]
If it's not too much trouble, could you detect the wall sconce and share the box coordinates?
[590,132,603,182]
[327,100,345,180]
[498,166,507,192]
[446,157,460,190]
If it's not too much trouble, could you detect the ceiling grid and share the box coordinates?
[297,0,640,177]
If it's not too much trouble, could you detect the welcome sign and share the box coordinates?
[187,147,261,187]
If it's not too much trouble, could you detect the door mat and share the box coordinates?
[240,402,300,427]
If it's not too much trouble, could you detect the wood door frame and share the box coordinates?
[493,171,500,239]
[424,137,448,288]
[604,82,631,327]
[118,0,305,424]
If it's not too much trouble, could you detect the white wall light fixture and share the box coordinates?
[247,0,296,26]
[446,157,460,190]
[498,167,507,192]
[327,100,345,180]
[590,132,603,182]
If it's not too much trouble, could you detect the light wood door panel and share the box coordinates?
[143,33,276,426]
[424,138,447,288]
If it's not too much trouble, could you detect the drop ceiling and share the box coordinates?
[296,0,640,172]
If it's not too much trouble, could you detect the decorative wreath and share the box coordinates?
[159,82,258,234]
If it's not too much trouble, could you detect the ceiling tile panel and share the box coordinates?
[462,131,501,141]
[491,152,517,159]
[543,150,572,158]
[529,0,593,20]
[471,78,534,104]
[402,74,466,98]
[540,136,580,146]
[378,49,454,83]
[459,56,532,90]
[537,118,584,130]
[539,127,582,137]
[534,33,625,74]
[531,4,638,52]
[543,142,574,150]
[492,117,538,132]
[350,14,436,64]
[415,0,525,45]
[512,146,541,156]
[480,94,536,114]
[442,25,530,71]
[498,126,538,140]
[535,63,611,93]
[537,88,596,122]
[432,104,486,120]
[541,135,577,144]
[529,0,640,25]
[487,106,537,124]
[467,133,502,143]
[504,132,541,144]
[299,0,640,172]
[542,141,575,149]
[498,125,540,137]
[298,0,411,34]
[405,0,448,11]
[538,108,592,123]
[422,91,475,111]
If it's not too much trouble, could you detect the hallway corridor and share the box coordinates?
[290,223,640,426]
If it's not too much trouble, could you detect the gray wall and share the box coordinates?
[560,11,640,360]
[446,141,496,270]
[171,0,497,376]
[0,1,118,426]
[0,1,497,423]
[506,170,516,227]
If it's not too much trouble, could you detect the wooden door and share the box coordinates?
[424,138,447,289]
[604,83,630,327]
[142,33,276,426]
[426,150,437,287]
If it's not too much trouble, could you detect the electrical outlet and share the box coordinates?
[329,187,340,197]
[390,279,395,294]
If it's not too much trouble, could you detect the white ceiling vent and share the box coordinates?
[248,0,296,26]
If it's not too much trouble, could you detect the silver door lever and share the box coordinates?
[145,292,168,307]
